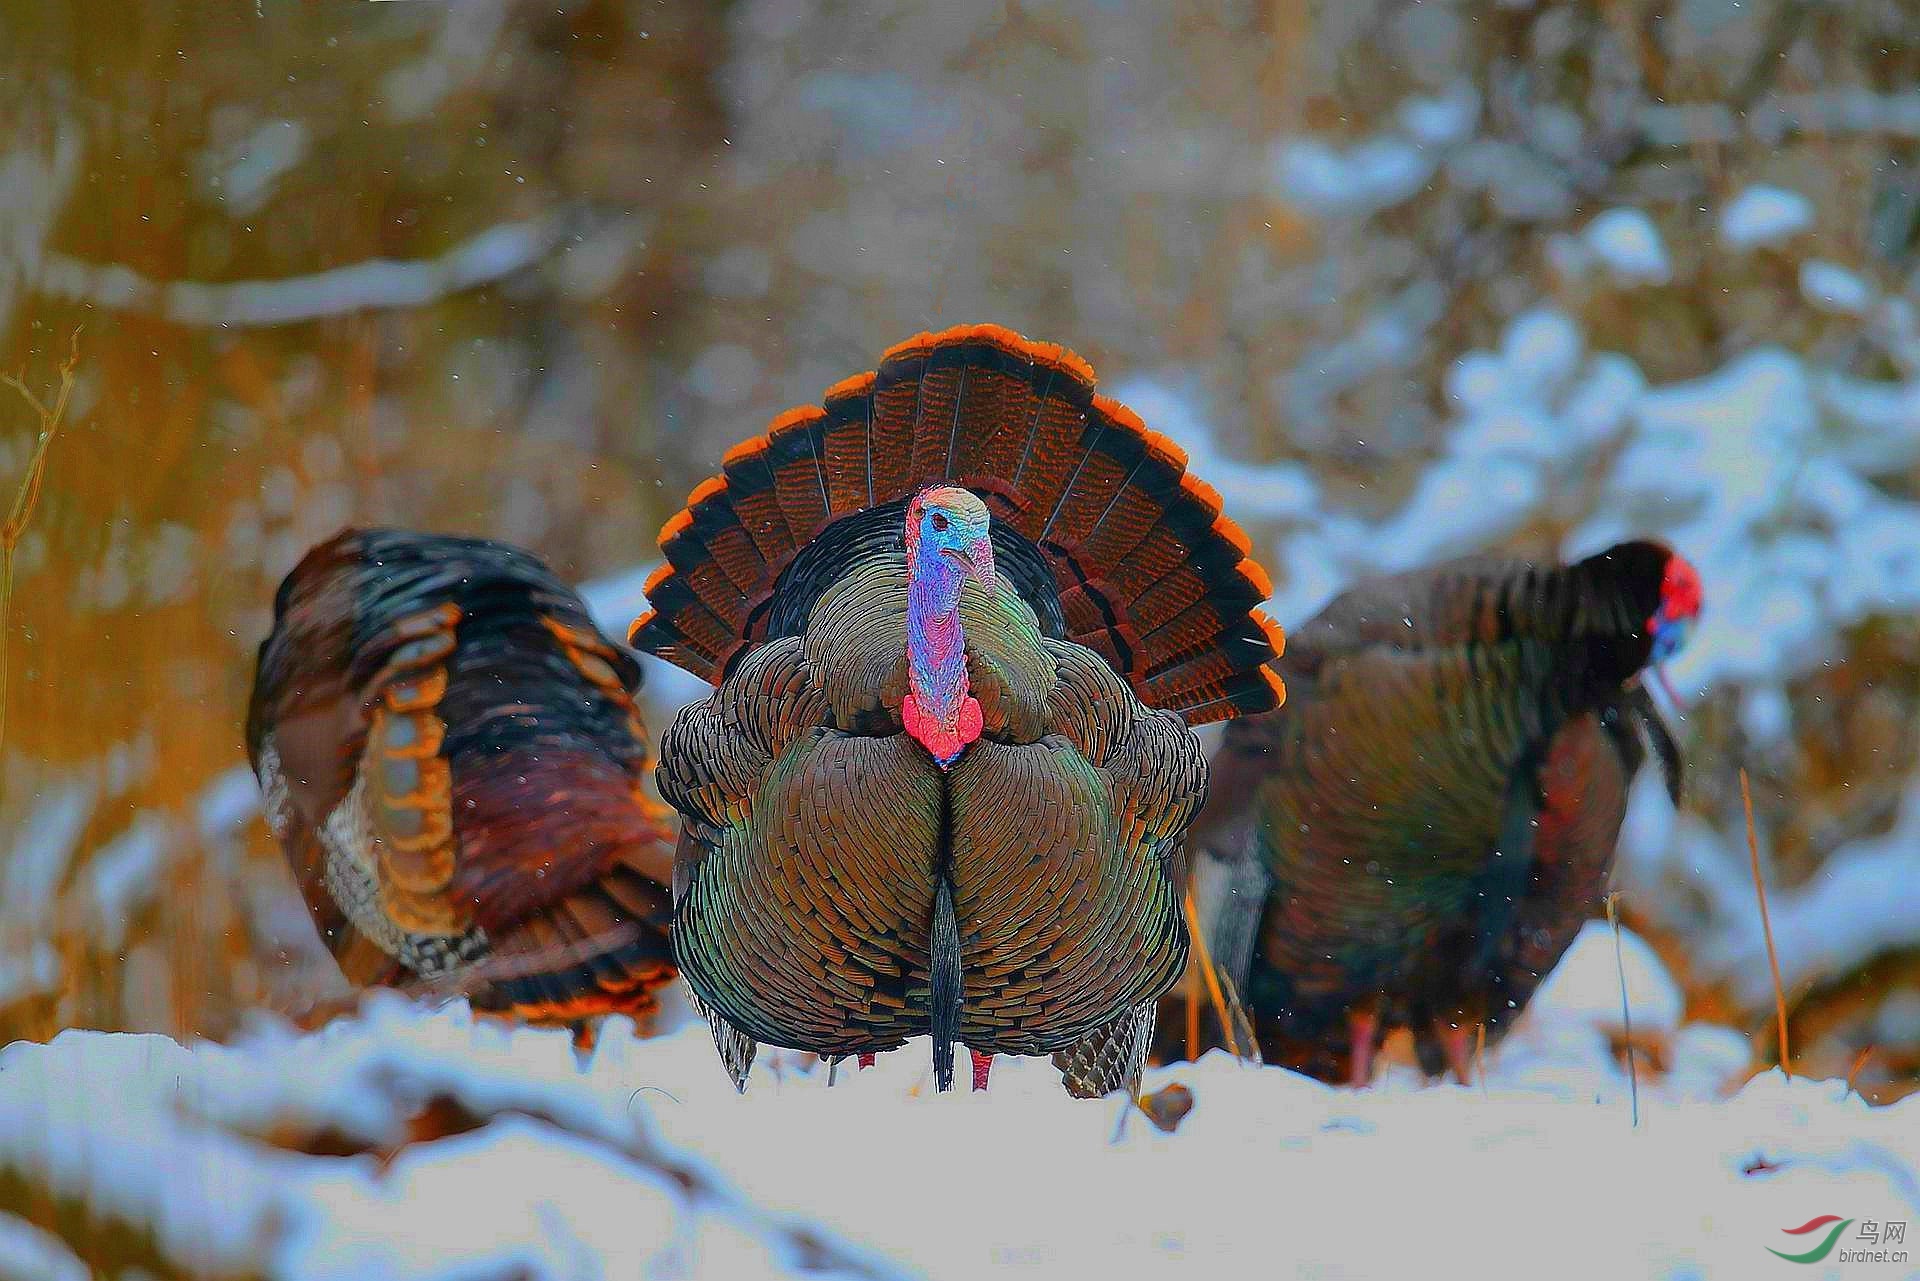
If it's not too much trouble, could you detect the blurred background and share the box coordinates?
[0,0,1915,1100]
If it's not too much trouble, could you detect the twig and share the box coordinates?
[1606,892,1640,1128]
[1741,770,1791,1077]
[1727,0,1812,114]
[0,328,80,775]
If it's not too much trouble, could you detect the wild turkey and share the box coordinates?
[631,323,1286,1097]
[1172,542,1699,1084]
[247,528,678,1031]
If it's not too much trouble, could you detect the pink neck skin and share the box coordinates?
[902,549,980,766]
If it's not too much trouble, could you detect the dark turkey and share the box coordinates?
[1168,542,1699,1084]
[247,529,677,1030]
[631,323,1286,1097]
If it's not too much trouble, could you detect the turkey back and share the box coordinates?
[248,529,677,1027]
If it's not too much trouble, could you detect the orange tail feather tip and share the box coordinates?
[633,324,1284,720]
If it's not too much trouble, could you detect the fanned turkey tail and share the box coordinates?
[631,322,1284,725]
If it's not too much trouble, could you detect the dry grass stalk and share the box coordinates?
[1741,769,1791,1076]
[1846,1046,1874,1100]
[0,328,80,779]
[1184,916,1201,1060]
[1182,887,1248,1062]
[1606,892,1640,1127]
[1474,1021,1487,1098]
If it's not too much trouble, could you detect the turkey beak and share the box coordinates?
[965,537,996,592]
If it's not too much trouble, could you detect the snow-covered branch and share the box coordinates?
[31,219,564,328]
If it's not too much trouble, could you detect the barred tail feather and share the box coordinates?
[478,854,676,1025]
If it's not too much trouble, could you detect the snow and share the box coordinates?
[292,1121,738,1280]
[0,943,58,1007]
[1396,82,1480,148]
[1267,83,1481,220]
[1584,208,1672,284]
[84,816,171,948]
[0,780,96,1001]
[0,932,1912,1281]
[1529,920,1685,1035]
[0,1216,87,1281]
[0,779,94,921]
[1719,185,1814,249]
[1271,136,1432,216]
[0,996,898,1281]
[1800,259,1874,314]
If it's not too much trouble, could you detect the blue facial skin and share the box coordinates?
[1649,612,1692,665]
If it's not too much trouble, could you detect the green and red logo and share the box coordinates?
[1768,1215,1853,1264]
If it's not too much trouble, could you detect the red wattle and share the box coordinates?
[957,694,982,744]
[903,691,980,764]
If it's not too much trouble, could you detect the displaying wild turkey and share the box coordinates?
[247,529,678,1030]
[1174,542,1699,1084]
[632,323,1286,1097]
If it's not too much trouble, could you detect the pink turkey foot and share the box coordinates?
[858,1053,876,1070]
[1435,1021,1475,1084]
[970,1050,992,1091]
[1347,1010,1379,1088]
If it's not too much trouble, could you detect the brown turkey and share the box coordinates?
[247,529,678,1032]
[1168,542,1699,1084]
[632,323,1286,1097]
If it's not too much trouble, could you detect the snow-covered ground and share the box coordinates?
[2,927,1913,1281]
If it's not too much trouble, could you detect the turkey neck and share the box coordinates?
[906,553,970,726]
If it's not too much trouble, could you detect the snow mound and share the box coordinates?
[1584,208,1672,284]
[1,940,1913,1281]
[1719,185,1814,249]
[0,995,899,1281]
[1801,260,1874,314]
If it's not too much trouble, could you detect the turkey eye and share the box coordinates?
[930,512,949,531]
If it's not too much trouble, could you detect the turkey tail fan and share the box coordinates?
[632,323,1285,724]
